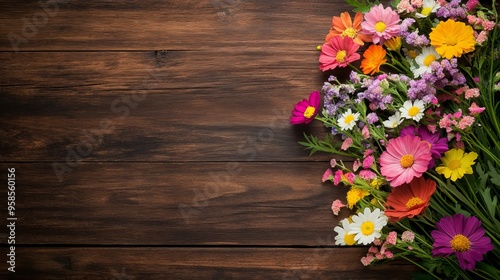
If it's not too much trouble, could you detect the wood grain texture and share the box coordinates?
[0,0,421,277]
[0,162,350,245]
[0,247,419,280]
[0,0,345,51]
[0,51,335,162]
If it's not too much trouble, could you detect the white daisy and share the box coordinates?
[411,46,441,78]
[415,0,441,18]
[337,109,360,131]
[334,218,356,246]
[383,111,404,128]
[348,208,388,245]
[400,99,425,122]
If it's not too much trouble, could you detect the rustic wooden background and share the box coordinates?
[0,0,419,279]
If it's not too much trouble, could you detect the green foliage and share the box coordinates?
[345,0,380,13]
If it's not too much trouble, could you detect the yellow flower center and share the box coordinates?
[336,50,347,62]
[408,50,418,59]
[361,221,375,236]
[423,54,436,66]
[344,233,356,245]
[405,197,424,209]
[342,27,357,38]
[370,179,383,189]
[408,106,420,117]
[345,114,355,124]
[303,106,316,118]
[447,159,461,170]
[421,7,432,16]
[400,154,415,168]
[375,21,386,33]
[450,234,471,252]
[445,36,457,46]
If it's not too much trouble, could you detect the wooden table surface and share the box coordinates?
[0,1,419,279]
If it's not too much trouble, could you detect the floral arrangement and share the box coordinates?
[290,0,500,278]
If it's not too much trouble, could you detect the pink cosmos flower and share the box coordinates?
[319,36,360,71]
[432,214,494,270]
[400,125,448,168]
[331,199,347,215]
[290,91,321,124]
[361,4,401,44]
[379,135,432,187]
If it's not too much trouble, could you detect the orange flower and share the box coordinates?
[360,44,387,75]
[326,12,372,46]
[384,177,437,222]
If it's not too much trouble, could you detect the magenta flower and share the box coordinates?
[319,36,360,71]
[400,125,448,167]
[361,4,401,44]
[432,214,494,270]
[290,91,321,124]
[379,135,432,187]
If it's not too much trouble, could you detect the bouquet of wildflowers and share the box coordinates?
[290,0,500,278]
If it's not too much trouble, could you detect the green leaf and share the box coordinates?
[479,188,497,218]
[487,161,500,187]
[345,0,379,13]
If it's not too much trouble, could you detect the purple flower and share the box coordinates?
[432,214,494,271]
[404,31,429,47]
[366,113,379,124]
[400,125,448,167]
[436,0,467,20]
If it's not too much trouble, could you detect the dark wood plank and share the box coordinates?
[0,51,334,162]
[0,0,347,51]
[0,162,351,245]
[0,247,419,279]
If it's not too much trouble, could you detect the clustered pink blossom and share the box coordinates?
[331,199,347,215]
[322,169,333,182]
[341,137,353,150]
[362,156,374,169]
[465,88,480,99]
[439,111,476,133]
[401,231,415,242]
[386,231,398,245]
[468,102,485,115]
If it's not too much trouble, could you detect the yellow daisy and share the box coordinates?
[435,149,478,181]
[429,19,476,59]
[346,187,369,209]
